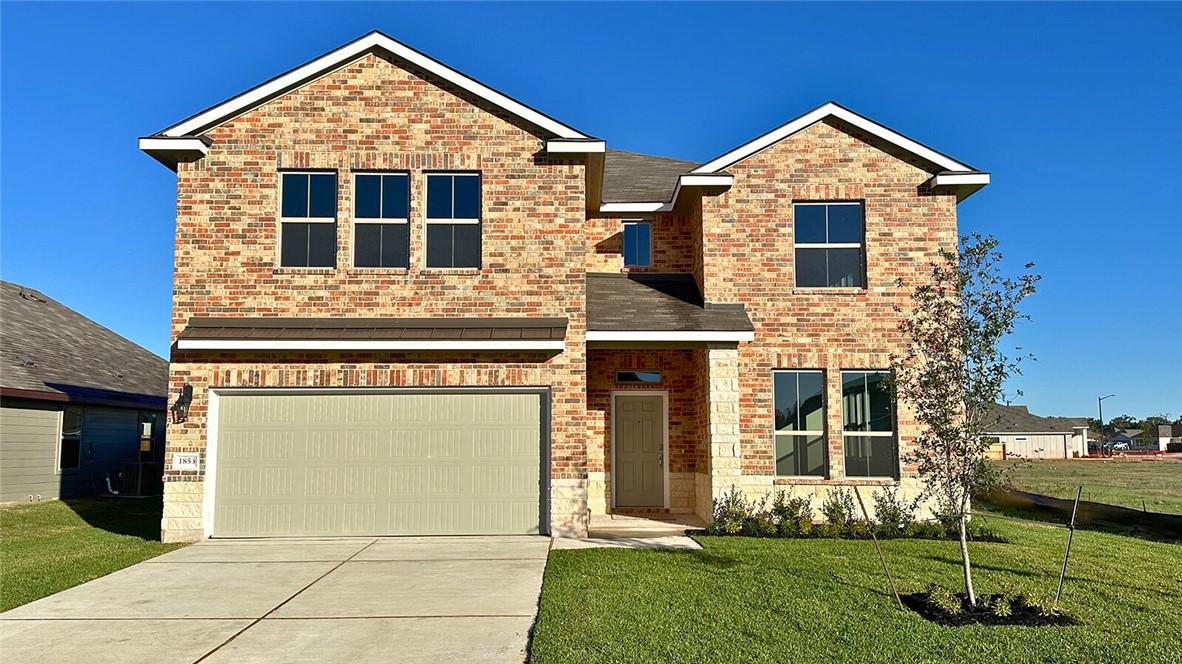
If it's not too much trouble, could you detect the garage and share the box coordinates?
[209,390,546,537]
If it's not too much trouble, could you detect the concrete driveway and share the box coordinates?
[0,536,551,663]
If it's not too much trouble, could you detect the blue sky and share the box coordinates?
[2,2,1179,420]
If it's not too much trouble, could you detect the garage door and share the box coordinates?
[211,391,544,537]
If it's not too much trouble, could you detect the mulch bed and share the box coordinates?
[902,592,1078,627]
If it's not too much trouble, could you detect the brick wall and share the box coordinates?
[585,213,696,274]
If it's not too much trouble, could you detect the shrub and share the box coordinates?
[871,486,915,537]
[820,488,857,528]
[927,584,963,616]
[771,491,814,537]
[707,486,751,535]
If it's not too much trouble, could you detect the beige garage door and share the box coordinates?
[212,391,543,537]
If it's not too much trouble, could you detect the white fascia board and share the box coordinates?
[598,175,733,215]
[159,32,590,140]
[138,137,210,154]
[599,202,669,214]
[692,102,974,175]
[546,139,606,154]
[932,172,990,186]
[585,331,755,342]
[176,339,566,351]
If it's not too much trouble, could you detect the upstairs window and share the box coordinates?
[59,406,82,471]
[280,172,337,268]
[794,202,863,288]
[623,220,652,267]
[425,173,481,268]
[354,173,410,268]
[841,370,898,478]
[773,370,827,477]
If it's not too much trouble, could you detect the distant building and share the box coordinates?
[1156,424,1182,452]
[1108,429,1145,450]
[984,404,1090,459]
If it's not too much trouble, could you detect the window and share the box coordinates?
[59,406,82,471]
[623,220,652,267]
[139,412,157,462]
[773,370,826,476]
[794,202,863,288]
[617,371,661,384]
[425,173,481,268]
[841,371,897,477]
[280,172,338,268]
[353,173,410,268]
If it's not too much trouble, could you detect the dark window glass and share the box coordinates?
[281,174,309,218]
[774,371,825,432]
[354,223,382,267]
[427,175,453,219]
[623,222,652,267]
[828,248,863,287]
[776,434,826,477]
[841,370,896,478]
[426,223,452,267]
[281,223,309,267]
[844,435,897,478]
[381,175,410,219]
[793,205,827,244]
[452,223,481,268]
[355,223,408,268]
[307,223,336,267]
[617,371,661,383]
[60,406,82,470]
[308,174,337,218]
[866,372,892,432]
[827,204,862,244]
[795,248,828,287]
[453,175,481,219]
[354,175,382,219]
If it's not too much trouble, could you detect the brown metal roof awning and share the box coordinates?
[176,317,567,351]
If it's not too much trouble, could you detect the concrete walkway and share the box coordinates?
[0,536,550,664]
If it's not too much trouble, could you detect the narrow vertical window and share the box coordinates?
[841,370,898,477]
[425,173,481,268]
[772,370,826,476]
[59,406,82,471]
[353,173,410,268]
[622,220,652,267]
[280,172,338,268]
[794,202,864,287]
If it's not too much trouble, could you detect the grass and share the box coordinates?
[529,516,1182,663]
[993,458,1182,514]
[0,496,185,612]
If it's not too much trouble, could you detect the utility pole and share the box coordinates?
[1097,394,1115,458]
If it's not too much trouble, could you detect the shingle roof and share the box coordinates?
[586,273,753,332]
[1157,424,1182,438]
[984,403,1088,434]
[179,317,567,341]
[602,150,700,203]
[0,281,168,405]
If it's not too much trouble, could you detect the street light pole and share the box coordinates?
[1097,394,1115,458]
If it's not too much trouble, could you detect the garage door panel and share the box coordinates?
[213,392,543,537]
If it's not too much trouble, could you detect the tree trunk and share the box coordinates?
[959,514,976,606]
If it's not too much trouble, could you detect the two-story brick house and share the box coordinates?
[141,31,989,542]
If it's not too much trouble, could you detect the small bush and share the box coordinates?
[872,486,915,537]
[927,584,963,616]
[771,491,814,537]
[707,486,751,536]
[821,488,858,527]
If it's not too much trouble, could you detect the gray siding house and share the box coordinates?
[0,281,168,503]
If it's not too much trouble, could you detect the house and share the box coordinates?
[1108,429,1144,450]
[0,281,168,503]
[983,404,1090,459]
[1156,424,1182,452]
[139,31,990,542]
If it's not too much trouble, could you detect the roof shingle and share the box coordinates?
[587,273,753,332]
[602,149,699,203]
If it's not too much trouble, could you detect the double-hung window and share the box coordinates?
[59,406,82,471]
[622,220,652,267]
[772,370,826,476]
[794,202,864,288]
[353,173,410,268]
[425,173,481,268]
[841,371,898,478]
[280,172,338,268]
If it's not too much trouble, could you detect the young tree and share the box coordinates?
[891,233,1039,606]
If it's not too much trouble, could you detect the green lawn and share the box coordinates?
[530,517,1182,663]
[994,459,1182,514]
[0,497,185,612]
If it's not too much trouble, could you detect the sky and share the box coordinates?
[1,2,1179,420]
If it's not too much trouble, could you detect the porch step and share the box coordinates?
[588,513,706,539]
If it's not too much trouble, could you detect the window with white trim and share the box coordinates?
[841,370,898,478]
[353,173,410,268]
[280,172,337,268]
[773,370,826,476]
[425,173,481,268]
[59,406,82,471]
[622,220,651,267]
[794,202,863,288]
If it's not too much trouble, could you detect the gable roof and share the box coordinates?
[985,403,1088,434]
[0,281,168,406]
[148,30,594,141]
[602,150,701,203]
[692,101,983,175]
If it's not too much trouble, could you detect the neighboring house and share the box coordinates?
[1108,429,1144,450]
[1156,424,1182,452]
[984,404,1090,459]
[139,31,990,542]
[0,281,168,503]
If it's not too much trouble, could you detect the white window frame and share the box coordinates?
[622,218,652,268]
[351,172,410,269]
[57,406,83,473]
[793,201,864,288]
[278,171,337,269]
[840,369,898,479]
[772,369,828,478]
[424,172,481,269]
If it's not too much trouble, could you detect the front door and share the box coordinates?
[614,395,665,507]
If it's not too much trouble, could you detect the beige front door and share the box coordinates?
[613,394,665,507]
